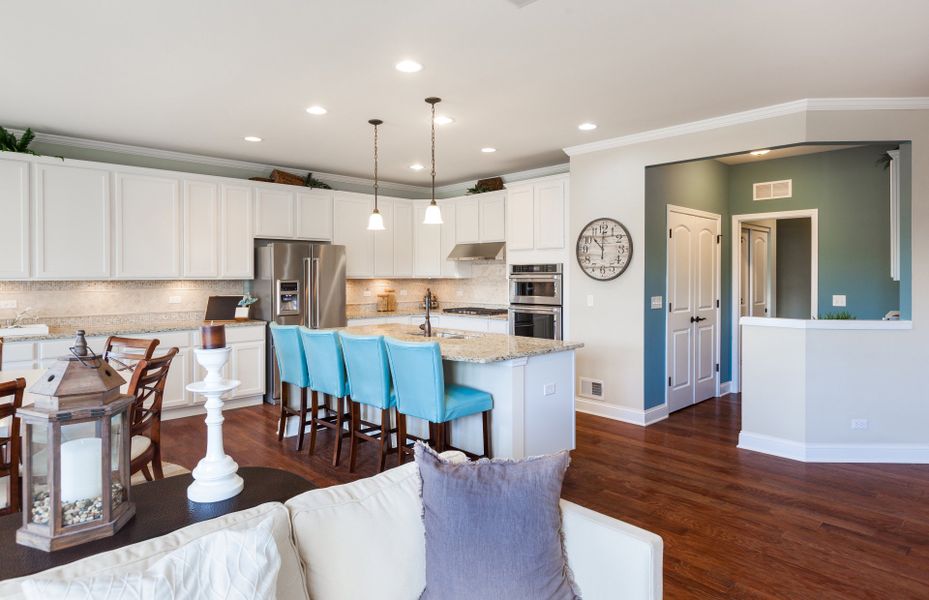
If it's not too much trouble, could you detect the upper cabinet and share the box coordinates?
[505,184,534,250]
[296,189,333,240]
[254,185,332,242]
[534,179,566,249]
[456,197,480,244]
[373,198,396,278]
[114,172,181,278]
[34,162,111,279]
[413,202,441,277]
[332,192,375,278]
[440,202,471,278]
[506,176,567,253]
[219,184,253,278]
[254,187,295,238]
[0,156,30,279]
[182,180,219,278]
[479,192,506,242]
[393,200,414,277]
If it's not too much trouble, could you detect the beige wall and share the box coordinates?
[345,261,507,309]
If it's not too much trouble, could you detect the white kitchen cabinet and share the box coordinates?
[162,347,191,410]
[0,156,30,279]
[505,184,534,251]
[219,184,253,278]
[333,192,375,278]
[115,172,181,278]
[413,202,441,277]
[1,340,35,370]
[437,314,487,332]
[296,189,333,240]
[534,179,566,249]
[393,200,414,277]
[373,198,395,277]
[488,319,509,334]
[440,203,471,278]
[33,162,111,279]
[182,180,219,278]
[254,187,295,238]
[228,340,265,399]
[479,193,506,242]
[455,197,480,244]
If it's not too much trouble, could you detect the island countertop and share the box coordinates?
[335,324,583,364]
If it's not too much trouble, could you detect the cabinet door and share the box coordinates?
[373,198,395,277]
[254,187,295,238]
[182,180,219,278]
[440,202,470,278]
[455,197,480,243]
[115,173,181,278]
[505,184,534,250]
[488,319,509,334]
[220,184,253,278]
[413,203,441,277]
[229,340,266,399]
[393,200,414,277]
[0,158,30,278]
[296,190,333,240]
[34,163,111,279]
[332,192,374,278]
[535,179,566,249]
[480,193,506,242]
[163,347,191,409]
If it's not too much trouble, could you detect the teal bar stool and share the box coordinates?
[384,338,492,462]
[300,328,352,467]
[269,323,312,451]
[339,333,397,473]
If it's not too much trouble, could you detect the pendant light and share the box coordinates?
[366,118,386,231]
[423,97,443,225]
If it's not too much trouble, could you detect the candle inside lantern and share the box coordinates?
[201,322,226,349]
[60,437,103,503]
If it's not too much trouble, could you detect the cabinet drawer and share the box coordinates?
[225,325,266,344]
[2,342,35,363]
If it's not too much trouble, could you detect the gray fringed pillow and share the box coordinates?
[415,443,580,599]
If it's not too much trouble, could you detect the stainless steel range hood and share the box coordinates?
[447,241,506,261]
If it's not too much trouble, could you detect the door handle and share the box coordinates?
[690,316,707,323]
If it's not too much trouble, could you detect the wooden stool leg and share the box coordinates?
[152,445,165,479]
[332,396,345,467]
[397,413,407,465]
[482,410,492,458]
[296,387,308,452]
[141,464,153,482]
[308,391,320,455]
[277,384,288,441]
[377,407,390,473]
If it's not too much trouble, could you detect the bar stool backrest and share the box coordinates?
[300,328,348,398]
[339,333,393,410]
[269,323,310,387]
[384,338,445,423]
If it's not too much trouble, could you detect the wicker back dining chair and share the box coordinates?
[0,378,26,516]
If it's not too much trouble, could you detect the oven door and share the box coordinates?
[508,274,562,306]
[508,305,562,340]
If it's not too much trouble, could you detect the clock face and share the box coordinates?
[576,218,633,281]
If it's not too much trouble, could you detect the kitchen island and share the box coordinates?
[288,324,582,459]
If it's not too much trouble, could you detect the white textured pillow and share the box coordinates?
[22,516,281,600]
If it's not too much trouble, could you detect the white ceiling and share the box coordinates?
[715,144,864,165]
[3,0,928,185]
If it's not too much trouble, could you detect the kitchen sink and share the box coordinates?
[0,324,50,338]
[413,331,473,340]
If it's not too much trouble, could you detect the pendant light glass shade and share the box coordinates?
[423,97,443,225]
[367,118,386,231]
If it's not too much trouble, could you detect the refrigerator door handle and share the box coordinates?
[311,257,321,328]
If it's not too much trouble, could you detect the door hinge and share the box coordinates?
[715,363,720,373]
[668,376,672,387]
[716,234,721,244]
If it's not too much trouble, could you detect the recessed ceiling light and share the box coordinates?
[434,115,454,125]
[244,136,262,142]
[395,60,423,73]
[481,147,496,153]
[410,163,425,171]
[578,122,597,131]
[750,149,771,156]
[306,105,327,115]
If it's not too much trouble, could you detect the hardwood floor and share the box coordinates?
[162,395,929,599]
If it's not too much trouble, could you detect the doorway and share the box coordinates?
[666,205,721,413]
[741,222,773,318]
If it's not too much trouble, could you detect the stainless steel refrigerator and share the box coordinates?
[251,240,346,404]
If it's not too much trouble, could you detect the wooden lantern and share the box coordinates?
[16,331,136,552]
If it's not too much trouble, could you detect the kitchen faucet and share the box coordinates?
[419,288,433,338]
[10,307,34,328]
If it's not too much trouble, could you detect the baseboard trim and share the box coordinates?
[163,396,263,421]
[719,381,732,396]
[576,397,668,427]
[738,431,929,463]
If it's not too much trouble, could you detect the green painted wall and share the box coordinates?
[899,142,912,319]
[775,218,812,319]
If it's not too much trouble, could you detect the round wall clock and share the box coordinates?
[576,218,633,281]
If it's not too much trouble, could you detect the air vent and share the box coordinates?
[753,179,792,201]
[579,377,604,399]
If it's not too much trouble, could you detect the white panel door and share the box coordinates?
[750,229,770,317]
[740,229,749,317]
[373,198,395,277]
[456,197,480,243]
[182,180,219,278]
[0,158,30,278]
[440,202,470,278]
[220,184,253,278]
[479,193,506,242]
[667,209,719,413]
[393,200,414,277]
[505,185,534,250]
[332,192,374,278]
[34,163,111,279]
[254,187,295,238]
[115,173,181,278]
[296,190,333,240]
[534,180,566,249]
[413,203,441,277]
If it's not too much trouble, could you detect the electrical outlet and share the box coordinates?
[399,289,408,296]
[167,296,182,304]
[543,383,556,396]
[851,418,868,430]
[832,295,847,307]
[456,290,464,298]
[0,300,16,309]
[363,290,372,297]
[586,294,594,307]
[651,296,663,310]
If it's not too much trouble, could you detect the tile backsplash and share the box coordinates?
[346,260,508,308]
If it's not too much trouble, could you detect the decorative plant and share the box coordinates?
[237,295,258,307]
[466,183,493,195]
[0,126,39,155]
[820,310,856,320]
[305,172,332,189]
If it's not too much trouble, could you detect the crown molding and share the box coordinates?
[563,97,929,157]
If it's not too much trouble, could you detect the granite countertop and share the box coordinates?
[4,319,267,343]
[335,324,582,364]
[346,306,509,321]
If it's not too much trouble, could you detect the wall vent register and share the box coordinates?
[579,377,604,399]
[753,179,792,201]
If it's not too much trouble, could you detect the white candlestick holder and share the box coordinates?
[185,346,244,503]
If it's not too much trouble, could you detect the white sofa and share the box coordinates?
[0,453,663,599]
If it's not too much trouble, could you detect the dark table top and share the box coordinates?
[0,466,314,581]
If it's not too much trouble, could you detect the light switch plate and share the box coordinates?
[363,290,372,297]
[651,296,663,310]
[0,300,16,309]
[456,290,464,297]
[543,383,556,396]
[399,290,408,296]
[832,295,847,307]
[586,294,594,307]
[851,418,868,430]
[167,296,182,304]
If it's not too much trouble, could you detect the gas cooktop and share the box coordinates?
[442,307,508,316]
